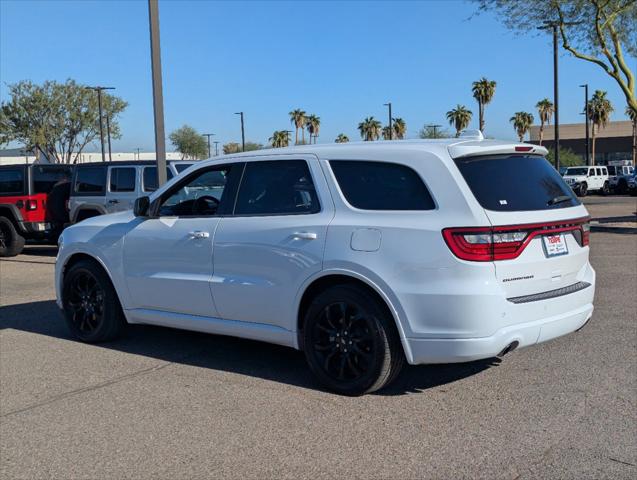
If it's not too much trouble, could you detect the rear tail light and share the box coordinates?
[582,221,590,246]
[26,199,38,211]
[443,217,590,262]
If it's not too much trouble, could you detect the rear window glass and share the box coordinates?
[110,167,136,192]
[32,166,72,194]
[143,167,174,192]
[0,169,25,195]
[454,155,579,211]
[330,160,435,210]
[75,167,106,194]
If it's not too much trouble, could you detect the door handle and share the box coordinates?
[292,231,317,240]
[108,199,119,204]
[188,231,210,239]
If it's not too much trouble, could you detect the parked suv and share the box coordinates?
[69,160,193,223]
[1,163,73,257]
[562,166,609,196]
[56,137,594,395]
[607,164,635,194]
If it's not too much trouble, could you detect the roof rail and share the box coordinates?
[458,129,484,140]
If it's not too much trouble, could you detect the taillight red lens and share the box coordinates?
[443,217,590,262]
[582,222,590,246]
[26,199,38,211]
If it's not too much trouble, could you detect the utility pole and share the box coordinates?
[235,112,245,151]
[213,141,219,156]
[580,84,590,166]
[136,148,142,160]
[105,113,113,161]
[148,0,167,186]
[87,86,114,162]
[202,133,215,158]
[384,102,392,140]
[427,124,442,138]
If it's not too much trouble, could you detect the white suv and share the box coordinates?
[55,136,595,395]
[562,166,609,196]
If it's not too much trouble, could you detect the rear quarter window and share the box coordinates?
[32,166,72,194]
[330,160,435,210]
[454,155,579,211]
[0,168,25,195]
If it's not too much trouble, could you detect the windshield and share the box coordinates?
[454,155,580,212]
[565,167,588,176]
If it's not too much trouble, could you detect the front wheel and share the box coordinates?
[62,259,126,342]
[302,285,404,395]
[0,217,25,257]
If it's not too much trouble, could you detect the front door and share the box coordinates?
[123,162,242,318]
[212,156,333,330]
[106,166,139,213]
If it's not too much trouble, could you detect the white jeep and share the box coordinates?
[562,166,609,197]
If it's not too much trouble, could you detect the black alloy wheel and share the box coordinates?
[66,270,105,335]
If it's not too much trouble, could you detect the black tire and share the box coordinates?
[577,182,588,197]
[302,284,405,396]
[600,181,610,196]
[0,216,25,257]
[62,259,126,342]
[617,179,628,195]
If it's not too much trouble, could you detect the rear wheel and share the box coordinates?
[600,181,610,196]
[617,179,628,194]
[577,182,588,197]
[302,284,404,396]
[0,217,25,257]
[62,259,126,342]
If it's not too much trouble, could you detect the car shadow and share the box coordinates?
[0,300,499,396]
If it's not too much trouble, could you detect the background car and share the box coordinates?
[562,166,610,196]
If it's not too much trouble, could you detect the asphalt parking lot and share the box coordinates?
[1,197,636,479]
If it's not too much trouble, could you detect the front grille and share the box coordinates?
[507,281,591,304]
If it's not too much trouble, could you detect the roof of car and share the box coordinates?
[73,160,193,168]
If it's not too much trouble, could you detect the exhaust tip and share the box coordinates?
[497,341,519,358]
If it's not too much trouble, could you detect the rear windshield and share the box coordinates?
[454,155,579,212]
[32,166,72,194]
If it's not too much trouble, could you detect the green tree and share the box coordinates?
[0,79,127,163]
[474,0,636,118]
[392,117,407,139]
[546,146,585,167]
[335,133,349,143]
[535,98,555,146]
[169,125,208,160]
[305,114,320,144]
[289,109,306,145]
[269,130,290,148]
[446,105,473,137]
[382,125,393,140]
[510,111,534,142]
[418,125,451,139]
[358,116,382,141]
[471,77,497,133]
[627,105,637,164]
[587,90,614,164]
[243,142,263,152]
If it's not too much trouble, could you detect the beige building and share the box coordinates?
[529,120,634,164]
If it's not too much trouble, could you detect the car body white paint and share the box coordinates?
[56,138,595,365]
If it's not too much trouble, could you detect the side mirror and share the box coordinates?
[134,196,150,217]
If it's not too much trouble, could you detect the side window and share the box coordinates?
[330,160,435,210]
[143,166,174,192]
[75,167,106,194]
[0,169,25,195]
[596,168,602,176]
[110,167,136,192]
[158,164,237,216]
[32,166,71,194]
[234,160,320,216]
[602,168,607,176]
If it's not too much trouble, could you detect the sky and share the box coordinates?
[0,0,634,153]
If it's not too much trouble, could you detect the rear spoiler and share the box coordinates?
[448,142,548,159]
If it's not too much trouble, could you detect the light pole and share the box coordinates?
[384,102,392,140]
[579,84,590,166]
[202,133,215,158]
[136,148,143,160]
[427,124,442,138]
[213,141,219,156]
[87,86,114,162]
[235,112,245,151]
[148,0,167,186]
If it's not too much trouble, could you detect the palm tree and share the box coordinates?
[588,90,614,165]
[446,105,473,137]
[382,125,392,140]
[392,117,406,139]
[510,111,534,142]
[627,105,637,164]
[289,109,306,145]
[335,133,349,143]
[472,77,497,133]
[305,114,320,144]
[358,117,382,141]
[269,130,289,148]
[535,98,554,146]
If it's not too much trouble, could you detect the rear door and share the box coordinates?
[70,165,108,218]
[453,154,590,298]
[106,166,138,212]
